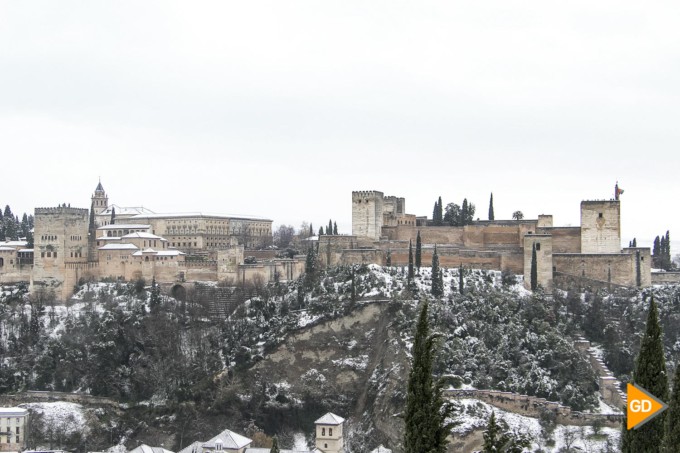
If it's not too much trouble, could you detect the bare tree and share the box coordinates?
[273,225,295,248]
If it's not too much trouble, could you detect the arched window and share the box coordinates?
[322,428,325,436]
[329,428,333,436]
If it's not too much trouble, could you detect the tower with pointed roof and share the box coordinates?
[315,412,345,453]
[92,179,109,215]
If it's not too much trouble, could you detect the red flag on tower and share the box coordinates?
[615,182,624,200]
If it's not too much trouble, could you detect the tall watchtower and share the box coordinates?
[315,412,345,453]
[580,200,621,254]
[32,206,90,297]
[91,180,109,215]
[352,191,384,240]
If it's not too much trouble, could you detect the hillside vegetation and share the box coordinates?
[1,266,679,451]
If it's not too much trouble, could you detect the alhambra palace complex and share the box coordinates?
[0,181,672,301]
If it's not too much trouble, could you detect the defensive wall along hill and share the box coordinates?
[342,190,654,290]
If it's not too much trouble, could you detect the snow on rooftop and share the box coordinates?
[203,429,252,449]
[129,212,272,221]
[97,224,151,230]
[0,407,28,416]
[314,412,345,425]
[100,205,156,216]
[121,232,166,240]
[0,246,17,251]
[98,243,139,250]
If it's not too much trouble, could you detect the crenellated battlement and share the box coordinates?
[35,207,89,215]
[352,190,384,200]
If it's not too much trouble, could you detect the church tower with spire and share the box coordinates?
[91,180,108,215]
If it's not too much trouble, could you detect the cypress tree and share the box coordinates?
[318,226,324,236]
[333,221,338,235]
[433,201,439,226]
[624,296,668,452]
[666,231,672,270]
[328,219,333,235]
[664,364,680,452]
[431,245,443,297]
[633,237,637,248]
[483,411,502,451]
[458,265,464,294]
[530,243,538,291]
[416,231,422,271]
[110,206,116,225]
[271,438,280,453]
[309,224,313,237]
[488,193,495,221]
[404,301,453,452]
[408,240,414,282]
[654,236,661,268]
[89,201,96,232]
[150,277,161,313]
[461,199,469,226]
[437,196,443,226]
[386,250,392,267]
[305,247,317,289]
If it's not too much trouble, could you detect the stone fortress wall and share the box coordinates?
[339,190,652,290]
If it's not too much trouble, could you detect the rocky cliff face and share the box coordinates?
[241,302,410,452]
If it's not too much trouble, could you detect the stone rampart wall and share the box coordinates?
[445,389,623,427]
[651,272,680,284]
[536,227,581,253]
[553,253,639,287]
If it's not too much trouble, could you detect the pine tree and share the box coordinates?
[431,245,443,297]
[333,221,338,235]
[271,437,280,453]
[408,240,414,282]
[416,231,422,271]
[404,301,454,452]
[664,364,680,452]
[624,296,668,452]
[488,193,494,221]
[530,243,538,291]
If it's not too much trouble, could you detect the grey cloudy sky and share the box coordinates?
[1,1,679,248]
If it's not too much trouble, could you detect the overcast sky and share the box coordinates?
[1,1,678,249]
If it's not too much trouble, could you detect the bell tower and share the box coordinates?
[91,179,109,215]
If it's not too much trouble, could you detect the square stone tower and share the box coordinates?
[524,233,553,290]
[580,200,621,254]
[315,412,345,453]
[352,191,384,240]
[32,206,90,296]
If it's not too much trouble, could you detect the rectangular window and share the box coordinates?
[536,243,541,251]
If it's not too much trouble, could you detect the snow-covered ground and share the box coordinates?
[21,401,88,435]
[452,398,620,452]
